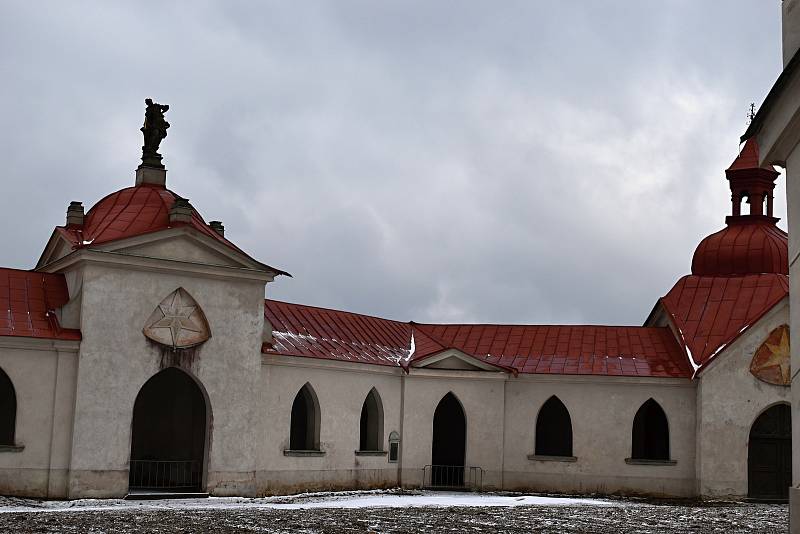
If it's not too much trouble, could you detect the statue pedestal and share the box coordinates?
[135,165,167,187]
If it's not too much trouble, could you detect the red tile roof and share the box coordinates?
[0,268,80,341]
[263,300,692,378]
[691,219,788,276]
[659,274,788,369]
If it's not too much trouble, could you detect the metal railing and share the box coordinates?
[129,460,201,490]
[423,465,483,490]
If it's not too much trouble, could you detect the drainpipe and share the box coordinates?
[398,372,405,488]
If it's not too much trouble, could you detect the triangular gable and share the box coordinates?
[411,348,509,372]
[104,230,265,270]
[409,325,514,373]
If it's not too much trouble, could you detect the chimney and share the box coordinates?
[209,221,225,237]
[66,201,84,226]
[169,198,193,223]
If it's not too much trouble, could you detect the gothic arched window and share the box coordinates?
[359,388,384,452]
[289,383,320,451]
[535,396,573,457]
[0,369,15,446]
[631,398,669,460]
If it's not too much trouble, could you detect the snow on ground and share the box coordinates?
[0,489,617,513]
[0,490,787,533]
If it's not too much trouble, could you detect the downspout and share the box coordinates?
[398,371,406,487]
[501,375,507,489]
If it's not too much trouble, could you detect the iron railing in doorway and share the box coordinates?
[423,465,483,490]
[129,460,201,490]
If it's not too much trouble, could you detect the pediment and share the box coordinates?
[415,349,505,372]
[100,230,257,269]
[37,230,77,269]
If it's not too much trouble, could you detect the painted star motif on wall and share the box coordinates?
[750,325,791,386]
[143,288,211,349]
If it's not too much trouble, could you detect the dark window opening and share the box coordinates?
[0,369,16,446]
[749,404,792,500]
[535,396,573,457]
[290,383,319,450]
[359,388,383,451]
[631,399,669,460]
[389,441,399,462]
[129,367,207,491]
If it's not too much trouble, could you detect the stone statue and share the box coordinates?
[141,98,170,167]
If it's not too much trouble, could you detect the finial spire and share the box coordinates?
[140,98,170,169]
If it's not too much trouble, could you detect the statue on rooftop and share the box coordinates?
[140,98,170,168]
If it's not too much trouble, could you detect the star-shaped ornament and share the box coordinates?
[750,325,791,386]
[143,288,211,349]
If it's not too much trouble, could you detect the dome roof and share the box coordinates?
[691,219,788,276]
[55,183,247,258]
[79,184,228,246]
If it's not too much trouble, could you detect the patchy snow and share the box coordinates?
[404,331,415,363]
[81,238,94,245]
[685,343,700,373]
[0,490,617,514]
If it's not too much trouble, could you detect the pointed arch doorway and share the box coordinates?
[431,392,466,487]
[748,404,791,501]
[129,367,209,493]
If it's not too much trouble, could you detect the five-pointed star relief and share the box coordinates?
[152,291,202,346]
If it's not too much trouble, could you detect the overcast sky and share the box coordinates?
[0,1,786,325]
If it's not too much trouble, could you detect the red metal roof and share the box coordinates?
[263,300,691,378]
[55,185,280,271]
[411,324,691,378]
[691,219,788,276]
[0,268,80,341]
[727,137,762,171]
[660,273,788,369]
[263,299,412,367]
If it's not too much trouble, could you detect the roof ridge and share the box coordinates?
[265,298,409,326]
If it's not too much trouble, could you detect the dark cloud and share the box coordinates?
[0,1,785,325]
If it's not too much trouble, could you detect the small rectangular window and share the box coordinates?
[389,442,399,462]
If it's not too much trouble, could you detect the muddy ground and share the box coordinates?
[0,500,787,533]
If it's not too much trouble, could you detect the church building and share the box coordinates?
[0,102,791,501]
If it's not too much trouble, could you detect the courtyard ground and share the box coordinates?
[0,490,788,533]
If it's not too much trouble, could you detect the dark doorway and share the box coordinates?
[0,368,16,446]
[631,398,670,460]
[431,392,466,487]
[535,396,573,457]
[359,388,383,451]
[749,404,792,501]
[290,383,320,451]
[129,368,207,491]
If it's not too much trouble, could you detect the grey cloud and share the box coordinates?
[0,0,785,326]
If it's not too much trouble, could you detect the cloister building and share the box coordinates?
[0,123,791,501]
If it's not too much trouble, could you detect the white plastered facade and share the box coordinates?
[0,219,788,499]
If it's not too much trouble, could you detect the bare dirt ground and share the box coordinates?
[0,493,787,533]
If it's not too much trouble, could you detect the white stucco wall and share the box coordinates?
[257,356,403,494]
[66,255,268,498]
[0,339,79,498]
[501,374,696,497]
[256,357,697,497]
[696,298,791,498]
